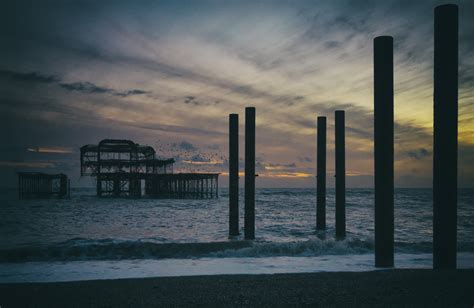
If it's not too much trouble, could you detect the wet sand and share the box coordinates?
[1,269,473,307]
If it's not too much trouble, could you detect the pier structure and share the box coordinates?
[18,172,69,199]
[80,139,219,198]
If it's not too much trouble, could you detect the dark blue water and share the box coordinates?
[0,188,473,262]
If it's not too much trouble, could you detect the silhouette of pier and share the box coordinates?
[18,172,69,199]
[80,139,219,198]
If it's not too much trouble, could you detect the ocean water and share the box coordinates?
[0,188,473,282]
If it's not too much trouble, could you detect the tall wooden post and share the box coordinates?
[316,116,326,230]
[245,107,256,240]
[96,147,102,197]
[374,35,394,267]
[229,113,239,236]
[433,4,458,270]
[335,110,346,239]
[68,179,71,198]
[18,174,21,200]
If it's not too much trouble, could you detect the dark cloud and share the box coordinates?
[59,81,150,97]
[116,89,151,97]
[184,96,199,105]
[0,69,59,83]
[1,69,151,98]
[406,148,431,160]
[59,81,112,94]
[283,96,305,106]
[183,95,222,106]
[177,141,197,151]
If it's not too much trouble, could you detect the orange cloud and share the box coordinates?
[27,147,73,154]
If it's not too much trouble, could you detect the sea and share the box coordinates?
[1,188,473,282]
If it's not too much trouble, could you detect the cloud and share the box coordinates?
[125,89,149,95]
[405,148,431,160]
[27,147,74,154]
[184,96,199,105]
[183,154,223,165]
[59,81,150,97]
[59,81,112,94]
[0,69,59,83]
[175,141,197,151]
[1,69,150,98]
[264,162,297,171]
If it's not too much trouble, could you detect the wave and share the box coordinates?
[1,238,473,262]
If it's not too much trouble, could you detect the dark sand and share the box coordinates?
[1,269,473,307]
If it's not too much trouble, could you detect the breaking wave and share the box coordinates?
[2,237,473,262]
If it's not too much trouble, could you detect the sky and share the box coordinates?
[0,0,473,188]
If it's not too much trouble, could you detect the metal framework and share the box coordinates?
[80,139,219,198]
[18,172,69,199]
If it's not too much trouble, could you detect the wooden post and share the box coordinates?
[229,114,239,236]
[433,4,458,270]
[374,35,394,267]
[245,107,256,240]
[316,116,326,230]
[201,179,204,198]
[18,174,21,200]
[335,110,346,239]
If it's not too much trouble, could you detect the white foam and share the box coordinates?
[1,253,473,283]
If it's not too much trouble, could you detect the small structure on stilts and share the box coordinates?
[18,172,70,199]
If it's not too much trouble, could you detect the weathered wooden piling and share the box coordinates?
[374,35,394,267]
[433,4,458,270]
[316,116,326,230]
[245,107,256,240]
[335,110,346,239]
[229,113,240,236]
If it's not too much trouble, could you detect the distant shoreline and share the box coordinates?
[1,269,473,307]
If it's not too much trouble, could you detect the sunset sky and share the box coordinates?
[1,0,473,188]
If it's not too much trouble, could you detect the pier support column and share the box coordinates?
[316,116,326,230]
[335,110,346,239]
[245,107,256,240]
[113,179,120,197]
[96,178,102,197]
[374,36,394,267]
[229,114,240,236]
[433,4,458,270]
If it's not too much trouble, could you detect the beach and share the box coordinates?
[1,269,473,307]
